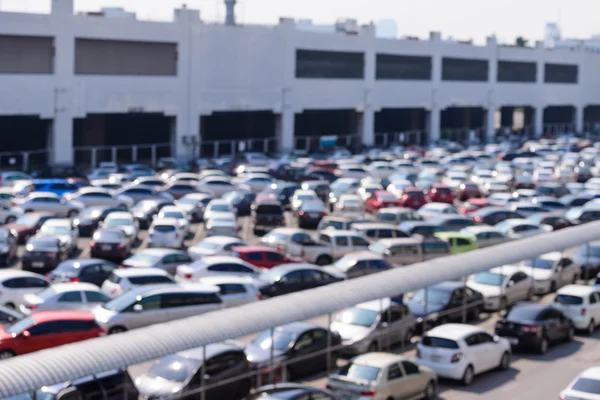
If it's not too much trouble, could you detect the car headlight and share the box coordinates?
[73,219,80,225]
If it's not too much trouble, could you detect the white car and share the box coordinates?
[0,200,23,224]
[196,177,236,197]
[418,202,459,219]
[0,171,32,187]
[235,174,274,193]
[416,324,511,385]
[103,211,139,242]
[100,267,176,298]
[175,256,261,282]
[494,218,552,239]
[203,199,235,221]
[520,252,580,294]
[15,193,84,217]
[553,285,600,335]
[559,367,600,400]
[197,275,260,307]
[35,218,79,255]
[19,282,111,315]
[290,189,320,213]
[386,180,413,198]
[187,236,246,260]
[67,187,134,209]
[205,212,239,237]
[0,270,50,308]
[147,218,186,249]
[467,266,534,311]
[358,184,384,202]
[156,205,190,238]
[335,194,363,215]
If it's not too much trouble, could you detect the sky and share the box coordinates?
[1,0,599,44]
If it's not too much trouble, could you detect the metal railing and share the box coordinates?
[199,137,278,158]
[0,222,599,397]
[294,134,360,153]
[440,127,485,144]
[374,130,427,147]
[0,149,49,171]
[73,143,172,170]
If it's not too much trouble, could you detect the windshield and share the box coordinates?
[14,215,38,227]
[577,245,600,258]
[103,290,140,311]
[161,211,184,219]
[554,294,584,305]
[522,258,554,270]
[106,218,132,227]
[376,213,396,222]
[335,307,379,327]
[572,377,600,394]
[336,363,380,382]
[473,271,507,286]
[40,226,70,235]
[4,316,34,335]
[148,355,200,383]
[333,256,357,271]
[410,288,450,305]
[378,194,396,201]
[81,208,104,218]
[178,197,200,205]
[209,204,230,212]
[262,232,287,245]
[251,329,298,351]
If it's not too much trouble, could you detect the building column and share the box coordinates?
[485,105,496,143]
[360,107,375,146]
[171,113,200,158]
[276,108,294,153]
[535,105,544,137]
[427,106,441,144]
[575,105,584,133]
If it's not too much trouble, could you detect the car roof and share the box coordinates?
[356,297,392,311]
[112,267,171,277]
[461,225,499,233]
[57,259,113,268]
[105,211,133,219]
[198,275,256,285]
[0,269,49,281]
[319,229,358,237]
[199,236,244,245]
[434,232,475,240]
[378,207,414,213]
[578,367,600,381]
[425,323,483,340]
[31,310,95,322]
[351,352,407,368]
[41,218,71,226]
[177,342,244,362]
[49,282,101,292]
[341,251,384,261]
[126,283,219,297]
[137,248,186,256]
[557,284,598,296]
[231,245,278,253]
[196,255,254,266]
[351,222,395,229]
[488,265,526,275]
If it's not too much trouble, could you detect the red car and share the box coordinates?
[230,246,302,269]
[455,182,482,201]
[4,212,57,244]
[398,187,429,210]
[0,311,105,358]
[425,184,455,204]
[365,191,401,212]
[458,198,491,215]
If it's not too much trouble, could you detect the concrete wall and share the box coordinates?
[0,0,596,162]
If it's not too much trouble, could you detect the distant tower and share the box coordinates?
[545,22,562,48]
[375,19,398,38]
[224,0,236,25]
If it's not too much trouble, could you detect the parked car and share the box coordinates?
[101,267,176,298]
[375,207,424,225]
[494,303,574,354]
[206,213,240,238]
[459,225,509,248]
[147,218,187,249]
[90,227,133,260]
[331,298,416,355]
[398,187,428,209]
[365,191,402,213]
[66,187,133,209]
[252,200,285,236]
[573,241,600,279]
[520,252,580,294]
[135,342,251,400]
[102,211,140,243]
[256,263,346,298]
[176,256,262,282]
[0,270,50,309]
[21,237,69,275]
[72,206,125,236]
[187,236,246,260]
[0,228,18,266]
[15,192,83,217]
[434,232,478,255]
[327,251,393,279]
[328,352,437,398]
[19,283,111,315]
[416,324,510,386]
[230,246,301,269]
[0,311,106,358]
[93,284,224,334]
[121,249,193,275]
[48,259,119,286]
[5,212,57,244]
[36,218,79,255]
[553,285,600,335]
[197,275,261,307]
[559,367,600,400]
[350,222,409,240]
[467,266,534,311]
[297,200,327,229]
[246,322,342,380]
[425,183,455,203]
[369,236,450,266]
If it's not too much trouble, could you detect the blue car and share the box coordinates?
[31,179,80,196]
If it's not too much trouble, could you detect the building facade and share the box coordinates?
[1,0,599,167]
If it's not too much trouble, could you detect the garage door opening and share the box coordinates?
[294,109,359,152]
[543,106,575,134]
[374,108,427,146]
[0,116,50,170]
[200,111,276,158]
[73,113,173,168]
[441,107,485,143]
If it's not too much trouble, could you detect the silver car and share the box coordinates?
[121,249,193,275]
[331,298,416,355]
[15,193,84,217]
[197,275,260,307]
[68,187,134,209]
[19,282,111,315]
[92,284,224,334]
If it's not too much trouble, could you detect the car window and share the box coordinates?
[132,294,161,311]
[456,238,472,246]
[335,236,349,246]
[245,252,263,262]
[204,351,246,376]
[59,291,83,303]
[294,332,314,351]
[81,265,102,276]
[477,332,495,344]
[387,363,403,380]
[464,334,479,346]
[84,291,110,303]
[281,270,303,283]
[303,270,328,282]
[351,236,370,246]
[422,242,449,255]
[401,361,420,376]
[218,284,247,295]
[265,252,284,262]
[28,321,62,336]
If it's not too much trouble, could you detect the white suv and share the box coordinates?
[0,270,50,308]
[101,268,176,298]
[553,284,600,335]
[147,218,186,249]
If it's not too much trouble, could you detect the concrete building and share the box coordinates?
[1,0,599,168]
[545,22,600,54]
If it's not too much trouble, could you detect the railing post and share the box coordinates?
[91,148,97,169]
[326,312,333,373]
[462,275,468,323]
[269,326,275,384]
[111,147,117,164]
[213,142,218,159]
[200,345,206,400]
[151,145,157,168]
[22,152,29,172]
[132,146,138,163]
[263,138,268,154]
[383,133,389,148]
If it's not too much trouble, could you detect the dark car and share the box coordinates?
[261,183,302,209]
[250,383,335,400]
[160,181,197,200]
[7,369,138,400]
[301,181,330,203]
[297,201,327,229]
[5,212,57,244]
[257,264,345,298]
[90,228,133,261]
[397,221,444,237]
[559,193,593,208]
[574,167,593,183]
[428,215,476,232]
[494,303,574,354]
[565,206,600,225]
[252,200,285,236]
[527,212,573,231]
[272,165,310,183]
[471,207,525,225]
[130,199,161,229]
[0,306,22,325]
[0,228,18,267]
[72,206,125,237]
[223,191,256,217]
[134,343,251,400]
[48,259,119,286]
[246,322,342,381]
[406,281,484,333]
[536,183,570,198]
[21,237,68,274]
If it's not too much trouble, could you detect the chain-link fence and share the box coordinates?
[73,143,172,170]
